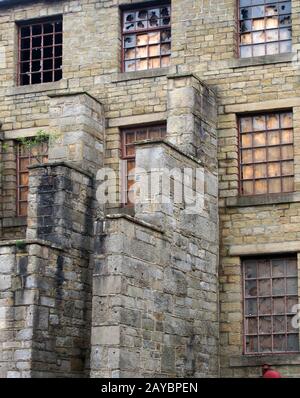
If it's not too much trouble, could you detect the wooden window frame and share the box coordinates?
[238,0,292,58]
[238,111,294,196]
[18,16,63,86]
[16,140,48,217]
[243,255,299,355]
[121,3,171,72]
[121,124,167,205]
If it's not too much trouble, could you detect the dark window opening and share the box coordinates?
[18,17,63,86]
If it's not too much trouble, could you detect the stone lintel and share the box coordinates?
[108,112,166,128]
[225,97,299,114]
[112,66,173,82]
[229,241,300,256]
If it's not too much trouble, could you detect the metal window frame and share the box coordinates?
[238,0,292,58]
[242,255,299,355]
[17,16,63,86]
[238,110,294,196]
[121,3,171,72]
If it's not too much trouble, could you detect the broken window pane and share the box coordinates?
[239,1,292,58]
[19,18,62,86]
[122,6,171,72]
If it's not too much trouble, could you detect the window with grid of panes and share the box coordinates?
[121,125,167,204]
[243,256,299,354]
[239,1,292,58]
[18,17,63,86]
[239,111,294,196]
[122,5,171,72]
[17,141,48,217]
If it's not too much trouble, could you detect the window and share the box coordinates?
[122,4,171,72]
[17,141,48,217]
[239,0,292,58]
[243,256,299,354]
[18,17,63,86]
[239,111,294,196]
[121,124,167,204]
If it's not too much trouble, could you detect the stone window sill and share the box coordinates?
[6,79,68,96]
[2,217,27,228]
[111,66,176,83]
[226,192,300,208]
[229,52,294,69]
[230,353,300,368]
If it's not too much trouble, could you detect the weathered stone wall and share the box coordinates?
[91,214,218,378]
[0,0,299,378]
[0,240,91,377]
[91,124,219,377]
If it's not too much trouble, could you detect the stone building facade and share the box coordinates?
[0,0,299,378]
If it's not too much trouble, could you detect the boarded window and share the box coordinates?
[239,111,294,196]
[121,124,167,204]
[239,0,292,58]
[122,5,171,72]
[18,17,63,86]
[17,141,48,217]
[243,256,299,354]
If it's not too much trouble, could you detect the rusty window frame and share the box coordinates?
[18,16,63,86]
[121,4,171,72]
[16,140,49,217]
[238,0,292,58]
[239,111,294,196]
[243,256,299,355]
[121,124,167,205]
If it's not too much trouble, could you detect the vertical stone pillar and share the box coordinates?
[47,92,105,174]
[26,163,93,251]
[167,74,218,172]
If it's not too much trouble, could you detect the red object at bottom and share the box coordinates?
[263,370,282,378]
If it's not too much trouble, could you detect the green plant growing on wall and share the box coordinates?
[17,129,57,164]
